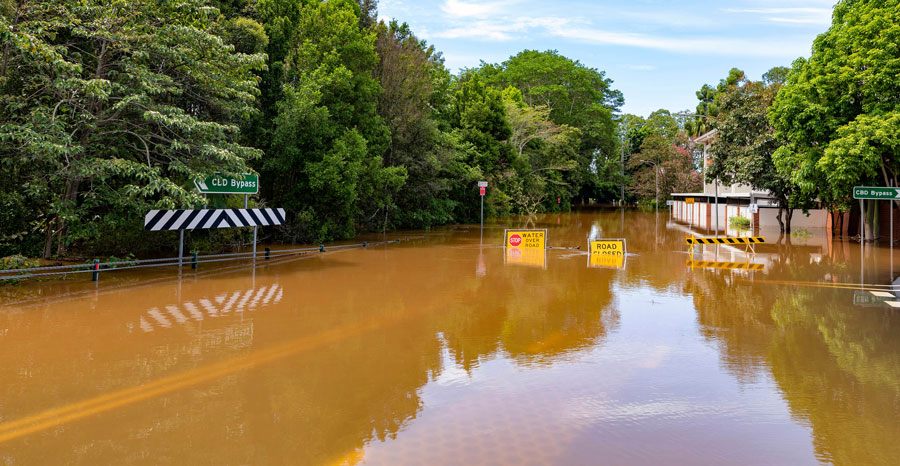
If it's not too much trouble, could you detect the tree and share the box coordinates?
[628,135,701,204]
[770,0,900,238]
[451,74,512,176]
[685,68,745,137]
[373,20,458,228]
[477,50,622,202]
[0,0,266,257]
[261,0,404,242]
[707,71,810,233]
[502,86,579,214]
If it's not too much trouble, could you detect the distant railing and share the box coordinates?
[0,237,423,282]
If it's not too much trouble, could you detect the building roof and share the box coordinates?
[691,129,718,145]
[670,191,775,199]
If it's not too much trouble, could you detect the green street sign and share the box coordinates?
[195,173,258,194]
[853,186,900,200]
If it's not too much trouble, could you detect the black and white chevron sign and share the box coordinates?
[144,208,286,231]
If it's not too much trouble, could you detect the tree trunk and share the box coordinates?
[864,199,876,241]
[775,207,785,233]
[784,208,793,234]
[838,212,844,237]
[829,209,836,236]
[56,177,82,257]
[43,218,56,259]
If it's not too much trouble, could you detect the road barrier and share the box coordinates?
[685,235,765,257]
[685,236,765,245]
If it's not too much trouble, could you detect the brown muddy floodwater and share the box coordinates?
[1,210,899,465]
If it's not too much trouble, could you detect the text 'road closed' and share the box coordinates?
[589,239,625,256]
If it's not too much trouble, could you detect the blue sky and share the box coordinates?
[377,0,837,116]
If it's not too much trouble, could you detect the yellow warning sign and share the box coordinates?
[504,229,547,249]
[685,198,695,204]
[589,239,626,256]
[505,247,547,268]
[589,254,625,269]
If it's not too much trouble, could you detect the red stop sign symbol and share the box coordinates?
[509,234,523,247]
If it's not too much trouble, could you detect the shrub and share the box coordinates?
[729,215,751,230]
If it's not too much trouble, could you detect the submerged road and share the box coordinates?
[1,211,899,465]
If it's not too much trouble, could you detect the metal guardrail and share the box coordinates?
[0,237,423,282]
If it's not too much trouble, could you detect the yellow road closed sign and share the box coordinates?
[588,239,626,269]
[589,239,626,256]
[504,229,547,249]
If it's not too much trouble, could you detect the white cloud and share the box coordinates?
[620,64,657,71]
[429,15,812,58]
[723,7,832,26]
[441,0,516,18]
[429,16,570,41]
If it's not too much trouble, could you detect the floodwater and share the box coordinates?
[1,210,899,465]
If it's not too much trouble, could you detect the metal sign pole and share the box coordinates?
[860,199,865,242]
[245,194,257,260]
[860,199,864,287]
[477,182,487,244]
[178,229,184,269]
[715,178,719,235]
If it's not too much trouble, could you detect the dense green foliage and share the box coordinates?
[705,69,810,232]
[621,110,702,205]
[685,67,744,137]
[477,50,623,203]
[7,0,895,258]
[0,0,633,258]
[0,0,265,258]
[770,0,900,233]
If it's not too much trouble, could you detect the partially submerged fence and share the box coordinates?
[0,238,422,283]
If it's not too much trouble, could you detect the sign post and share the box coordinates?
[163,173,259,271]
[478,181,488,243]
[854,186,900,279]
[685,198,694,226]
[195,173,260,265]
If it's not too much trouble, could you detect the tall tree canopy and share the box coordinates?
[476,50,623,201]
[258,0,404,242]
[706,70,807,232]
[0,0,265,257]
[685,67,745,137]
[0,0,640,259]
[770,0,900,218]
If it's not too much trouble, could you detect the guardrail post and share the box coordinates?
[319,244,324,252]
[191,252,198,270]
[92,259,100,282]
[265,247,270,260]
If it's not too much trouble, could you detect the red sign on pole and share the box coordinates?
[480,187,486,196]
